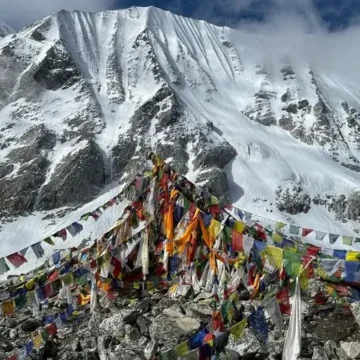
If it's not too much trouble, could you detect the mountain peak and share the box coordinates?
[0,7,359,259]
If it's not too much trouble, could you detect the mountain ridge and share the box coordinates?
[0,7,359,261]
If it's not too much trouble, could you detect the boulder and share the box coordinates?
[149,314,201,344]
[20,318,42,332]
[100,309,138,336]
[312,347,329,360]
[340,342,360,359]
[226,328,263,357]
[144,341,158,360]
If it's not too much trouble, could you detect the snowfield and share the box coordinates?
[0,7,359,276]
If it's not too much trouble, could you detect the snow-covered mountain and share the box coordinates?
[0,21,14,38]
[0,6,359,261]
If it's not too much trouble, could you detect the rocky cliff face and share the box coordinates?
[0,7,359,244]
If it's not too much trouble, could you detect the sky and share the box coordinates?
[1,0,360,32]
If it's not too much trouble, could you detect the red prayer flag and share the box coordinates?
[306,245,320,256]
[44,284,52,298]
[111,257,122,278]
[302,228,313,237]
[46,323,58,335]
[276,288,291,315]
[6,253,27,268]
[232,230,243,252]
[302,255,314,278]
[48,270,59,283]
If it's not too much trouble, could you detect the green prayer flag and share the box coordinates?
[41,329,49,342]
[183,197,191,214]
[15,295,27,309]
[223,226,232,244]
[62,273,74,286]
[283,249,301,277]
[43,237,55,246]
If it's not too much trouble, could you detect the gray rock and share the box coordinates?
[335,347,350,360]
[340,342,360,359]
[124,324,141,342]
[136,316,152,338]
[227,328,263,357]
[37,140,106,210]
[324,340,338,359]
[72,338,81,352]
[163,303,185,318]
[144,341,158,360]
[80,337,97,350]
[219,350,241,360]
[283,103,298,114]
[171,284,193,299]
[186,299,213,316]
[351,302,360,329]
[311,347,329,360]
[20,318,42,332]
[196,168,232,204]
[298,100,310,109]
[8,329,17,339]
[279,116,296,131]
[100,309,138,337]
[149,314,200,344]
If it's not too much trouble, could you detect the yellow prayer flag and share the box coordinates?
[227,305,235,322]
[2,300,15,316]
[272,233,283,243]
[32,333,43,349]
[299,265,309,290]
[78,293,91,305]
[25,278,36,290]
[276,222,286,230]
[175,341,189,357]
[146,282,155,294]
[264,246,283,269]
[170,284,178,294]
[315,267,327,279]
[230,318,247,340]
[209,219,222,242]
[346,251,360,262]
[233,221,246,234]
[229,291,239,303]
[133,282,140,289]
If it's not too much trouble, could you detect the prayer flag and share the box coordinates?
[6,253,27,268]
[31,243,45,259]
[289,225,300,235]
[0,258,10,274]
[232,230,243,252]
[229,318,247,340]
[2,300,15,316]
[175,341,190,357]
[343,236,353,246]
[233,220,246,234]
[302,228,313,237]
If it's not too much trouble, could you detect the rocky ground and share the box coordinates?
[1,282,360,360]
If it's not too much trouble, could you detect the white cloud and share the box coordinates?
[227,0,360,85]
[0,0,117,29]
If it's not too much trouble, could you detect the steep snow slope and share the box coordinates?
[0,7,359,267]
